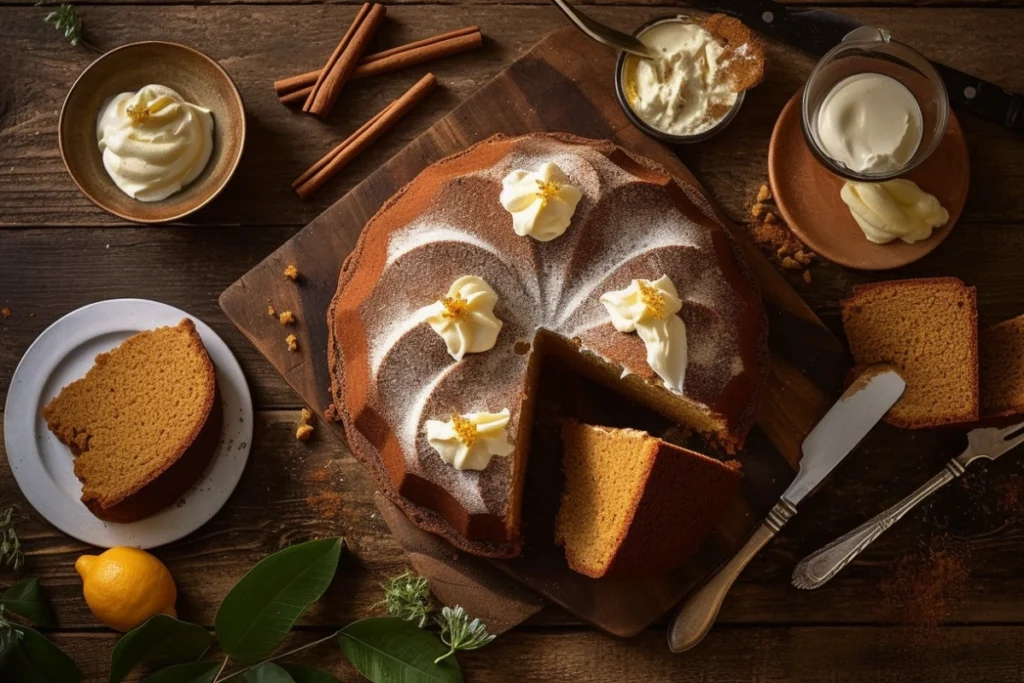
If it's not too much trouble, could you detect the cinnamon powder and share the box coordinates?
[307,491,344,520]
[881,537,970,629]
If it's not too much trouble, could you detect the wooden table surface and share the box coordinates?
[3,1,1024,681]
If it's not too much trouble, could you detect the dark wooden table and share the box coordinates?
[4,1,1024,681]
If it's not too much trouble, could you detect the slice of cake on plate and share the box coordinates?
[555,421,742,578]
[42,319,221,522]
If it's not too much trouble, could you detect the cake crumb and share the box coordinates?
[0,307,10,318]
[781,256,801,270]
[744,181,817,277]
[285,334,298,352]
[267,304,276,317]
[751,203,764,218]
[795,250,812,265]
[803,270,812,284]
[284,264,300,281]
[763,211,777,224]
[301,408,314,424]
[279,310,296,325]
[296,423,314,442]
[756,184,771,202]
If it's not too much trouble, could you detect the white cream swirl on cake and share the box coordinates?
[327,133,768,558]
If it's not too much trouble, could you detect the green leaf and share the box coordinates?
[282,664,341,683]
[110,614,212,683]
[2,626,81,683]
[1,579,57,628]
[244,662,295,683]
[141,661,219,683]
[215,538,343,664]
[339,618,462,683]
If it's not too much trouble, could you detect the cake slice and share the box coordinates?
[555,421,742,579]
[42,319,221,522]
[841,277,978,428]
[981,313,1024,418]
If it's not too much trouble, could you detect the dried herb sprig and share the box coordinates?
[378,571,433,627]
[434,605,496,664]
[36,1,84,47]
[0,605,22,654]
[0,507,23,572]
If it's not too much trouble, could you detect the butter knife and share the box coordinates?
[667,367,906,653]
[792,418,1024,590]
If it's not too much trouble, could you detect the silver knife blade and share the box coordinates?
[782,367,906,506]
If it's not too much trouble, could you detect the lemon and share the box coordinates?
[75,547,177,632]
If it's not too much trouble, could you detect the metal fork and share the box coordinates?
[792,419,1024,590]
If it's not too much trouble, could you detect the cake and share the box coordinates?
[42,319,221,522]
[555,421,741,578]
[328,133,768,557]
[841,277,978,428]
[981,313,1024,418]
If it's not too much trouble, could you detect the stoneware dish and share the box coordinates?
[59,41,246,223]
[769,88,969,271]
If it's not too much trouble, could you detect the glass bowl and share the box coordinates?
[801,27,948,182]
[615,15,745,145]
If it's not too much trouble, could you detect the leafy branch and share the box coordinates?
[0,507,24,572]
[35,1,99,52]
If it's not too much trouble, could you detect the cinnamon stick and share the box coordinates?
[275,26,481,105]
[303,2,386,117]
[294,73,437,199]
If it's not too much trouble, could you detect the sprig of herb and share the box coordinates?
[378,571,432,627]
[0,605,22,653]
[434,605,496,664]
[36,1,83,47]
[0,508,23,572]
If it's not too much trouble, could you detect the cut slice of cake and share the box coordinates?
[841,277,978,428]
[981,313,1024,418]
[42,319,221,522]
[555,421,742,579]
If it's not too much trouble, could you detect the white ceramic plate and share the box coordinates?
[4,299,253,549]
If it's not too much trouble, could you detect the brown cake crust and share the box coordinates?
[327,133,768,558]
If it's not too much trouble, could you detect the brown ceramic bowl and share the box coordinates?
[59,41,245,223]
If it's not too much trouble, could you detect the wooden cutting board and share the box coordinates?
[220,27,848,638]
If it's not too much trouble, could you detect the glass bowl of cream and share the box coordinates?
[616,16,747,144]
[801,28,948,181]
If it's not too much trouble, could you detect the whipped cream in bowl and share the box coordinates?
[616,15,764,143]
[58,41,245,223]
[801,29,948,181]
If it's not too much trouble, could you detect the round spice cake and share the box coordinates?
[327,133,768,558]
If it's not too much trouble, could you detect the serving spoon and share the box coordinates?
[548,0,658,60]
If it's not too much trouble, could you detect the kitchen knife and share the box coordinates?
[667,366,906,653]
[685,0,1024,134]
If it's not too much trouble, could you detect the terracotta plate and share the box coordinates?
[768,88,969,271]
[59,41,246,224]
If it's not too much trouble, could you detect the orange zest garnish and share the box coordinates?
[534,179,561,208]
[126,104,150,125]
[638,280,666,319]
[441,294,469,321]
[450,413,477,447]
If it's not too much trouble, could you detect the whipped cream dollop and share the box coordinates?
[96,85,214,202]
[599,275,688,394]
[815,73,923,174]
[425,409,514,471]
[841,179,949,244]
[624,22,738,137]
[417,275,503,360]
[499,162,582,241]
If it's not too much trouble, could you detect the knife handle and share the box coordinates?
[790,460,963,590]
[667,499,796,652]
